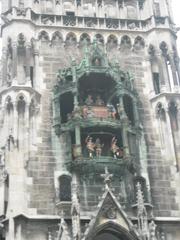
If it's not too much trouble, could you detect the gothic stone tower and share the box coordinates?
[1,0,180,240]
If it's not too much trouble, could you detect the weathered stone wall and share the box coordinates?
[26,40,180,217]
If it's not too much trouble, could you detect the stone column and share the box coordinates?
[118,95,129,156]
[33,39,40,89]
[53,97,61,126]
[169,54,178,86]
[13,102,18,146]
[26,42,32,85]
[2,47,8,86]
[12,42,18,80]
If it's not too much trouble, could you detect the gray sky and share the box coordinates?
[172,0,180,52]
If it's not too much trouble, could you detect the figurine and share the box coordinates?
[85,136,95,158]
[110,137,123,158]
[95,95,104,106]
[95,138,104,157]
[85,95,94,106]
[107,104,116,119]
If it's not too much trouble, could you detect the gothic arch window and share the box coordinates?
[133,36,145,51]
[79,33,91,47]
[168,101,178,131]
[107,35,118,50]
[17,95,26,146]
[94,34,104,45]
[51,31,63,46]
[59,175,72,201]
[120,35,132,50]
[38,31,50,42]
[65,32,77,47]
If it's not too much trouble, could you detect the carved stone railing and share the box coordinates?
[1,7,172,33]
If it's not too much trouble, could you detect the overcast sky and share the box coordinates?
[172,0,180,52]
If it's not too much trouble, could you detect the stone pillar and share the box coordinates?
[133,99,140,126]
[26,42,31,85]
[2,47,8,86]
[117,95,129,156]
[53,97,61,126]
[12,42,18,80]
[117,95,128,120]
[33,40,40,89]
[13,102,18,145]
[169,54,178,86]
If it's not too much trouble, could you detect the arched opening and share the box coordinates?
[120,35,132,50]
[60,92,74,123]
[79,33,91,47]
[123,95,135,126]
[94,231,122,240]
[51,31,63,46]
[78,73,116,106]
[17,95,26,147]
[107,35,118,50]
[59,175,71,201]
[92,223,136,240]
[133,36,145,51]
[94,34,104,45]
[65,32,77,47]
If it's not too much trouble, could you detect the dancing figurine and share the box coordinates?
[85,136,95,158]
[110,137,123,159]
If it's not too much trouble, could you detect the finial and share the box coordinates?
[101,167,113,189]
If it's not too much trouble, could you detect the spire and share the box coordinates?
[136,182,149,240]
[71,174,81,240]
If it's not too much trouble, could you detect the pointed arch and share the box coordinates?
[17,33,26,48]
[133,36,145,50]
[65,32,77,47]
[79,33,91,47]
[120,35,132,50]
[94,34,104,45]
[107,35,118,49]
[89,220,138,240]
[51,31,63,45]
[38,30,50,41]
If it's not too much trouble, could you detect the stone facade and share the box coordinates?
[0,0,180,240]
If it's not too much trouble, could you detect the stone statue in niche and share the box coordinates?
[95,138,104,157]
